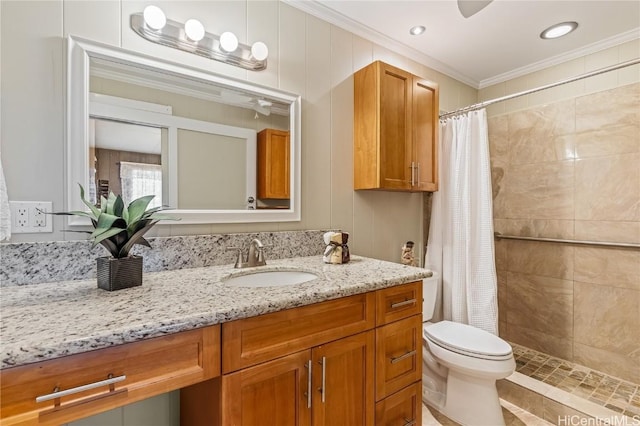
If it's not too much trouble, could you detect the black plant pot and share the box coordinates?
[96,256,143,291]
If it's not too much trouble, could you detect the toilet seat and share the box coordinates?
[424,320,513,361]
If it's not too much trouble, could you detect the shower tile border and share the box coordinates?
[507,343,640,421]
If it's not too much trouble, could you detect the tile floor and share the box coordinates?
[512,343,640,418]
[422,400,554,426]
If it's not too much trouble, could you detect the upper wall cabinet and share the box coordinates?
[354,61,439,192]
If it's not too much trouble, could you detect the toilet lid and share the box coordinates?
[424,321,513,360]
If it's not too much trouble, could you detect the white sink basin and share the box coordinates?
[223,270,318,287]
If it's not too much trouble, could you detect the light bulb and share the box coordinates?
[143,5,166,31]
[185,19,205,42]
[251,41,268,61]
[219,32,238,53]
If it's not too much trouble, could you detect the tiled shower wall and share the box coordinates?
[488,82,640,383]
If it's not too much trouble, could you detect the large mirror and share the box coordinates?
[67,36,301,225]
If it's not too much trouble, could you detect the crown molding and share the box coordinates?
[479,28,640,89]
[282,0,480,88]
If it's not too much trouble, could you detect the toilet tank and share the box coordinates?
[422,271,439,322]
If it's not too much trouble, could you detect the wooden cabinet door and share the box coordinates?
[375,315,422,401]
[222,350,311,426]
[374,381,422,426]
[412,78,439,192]
[312,331,375,426]
[257,128,290,199]
[378,63,412,191]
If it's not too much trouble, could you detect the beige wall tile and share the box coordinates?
[498,271,508,323]
[505,161,574,220]
[495,219,574,239]
[574,123,640,159]
[574,342,640,385]
[574,281,640,356]
[506,272,573,338]
[497,380,544,418]
[505,323,573,360]
[495,238,508,272]
[492,164,508,219]
[506,241,574,280]
[488,115,509,164]
[479,82,506,118]
[507,100,575,165]
[574,153,640,221]
[575,221,640,245]
[575,83,640,133]
[574,247,640,290]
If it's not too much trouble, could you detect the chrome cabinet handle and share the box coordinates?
[318,356,326,403]
[409,162,416,186]
[36,374,126,403]
[390,298,416,309]
[416,162,420,185]
[390,350,416,364]
[305,360,312,408]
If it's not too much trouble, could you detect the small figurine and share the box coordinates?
[401,241,417,266]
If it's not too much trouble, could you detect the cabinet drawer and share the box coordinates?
[376,281,422,326]
[223,292,375,373]
[375,315,422,400]
[0,326,220,426]
[375,381,422,426]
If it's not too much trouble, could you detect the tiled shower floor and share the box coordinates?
[512,343,640,418]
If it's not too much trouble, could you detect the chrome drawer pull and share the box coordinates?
[390,350,416,364]
[390,298,416,309]
[305,360,312,408]
[403,418,416,426]
[36,374,126,403]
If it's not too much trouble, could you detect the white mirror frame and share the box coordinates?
[67,35,301,225]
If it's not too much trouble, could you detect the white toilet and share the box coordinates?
[421,272,515,426]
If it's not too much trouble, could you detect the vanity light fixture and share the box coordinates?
[131,5,268,71]
[184,19,205,42]
[540,21,578,39]
[409,25,426,36]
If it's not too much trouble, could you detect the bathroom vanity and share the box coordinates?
[0,256,429,425]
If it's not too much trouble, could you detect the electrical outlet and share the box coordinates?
[9,201,53,233]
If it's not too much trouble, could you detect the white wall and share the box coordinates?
[0,0,476,264]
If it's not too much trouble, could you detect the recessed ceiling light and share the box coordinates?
[540,21,578,39]
[409,25,426,36]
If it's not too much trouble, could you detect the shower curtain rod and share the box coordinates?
[439,57,640,119]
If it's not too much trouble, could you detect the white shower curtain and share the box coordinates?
[425,109,499,335]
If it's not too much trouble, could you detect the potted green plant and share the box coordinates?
[56,185,174,291]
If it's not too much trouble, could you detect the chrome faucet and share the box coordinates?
[226,238,268,268]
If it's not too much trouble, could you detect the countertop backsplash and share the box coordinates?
[0,230,331,286]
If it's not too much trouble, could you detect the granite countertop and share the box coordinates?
[0,255,431,370]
